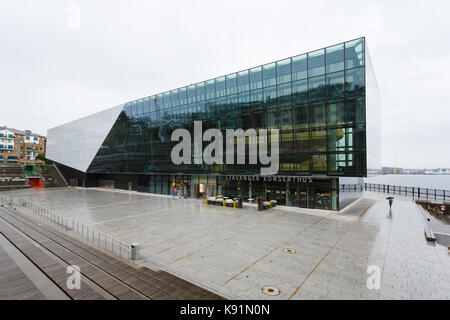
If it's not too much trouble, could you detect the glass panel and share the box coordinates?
[279,107,293,130]
[277,83,291,107]
[295,129,310,153]
[215,76,226,97]
[293,107,309,130]
[310,102,326,128]
[295,154,310,172]
[262,63,276,87]
[205,79,215,100]
[143,97,150,113]
[187,85,196,104]
[250,89,262,104]
[308,75,326,101]
[170,89,179,107]
[225,73,237,95]
[327,71,345,98]
[263,86,277,106]
[327,100,345,126]
[250,66,262,90]
[328,128,346,152]
[345,67,365,97]
[156,93,163,109]
[292,79,308,106]
[292,54,307,80]
[163,92,171,108]
[308,49,325,77]
[195,82,205,101]
[326,43,345,73]
[178,88,187,105]
[345,38,365,69]
[237,70,249,92]
[328,153,346,173]
[276,58,291,84]
[312,153,327,172]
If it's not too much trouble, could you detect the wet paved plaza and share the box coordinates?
[2,187,449,300]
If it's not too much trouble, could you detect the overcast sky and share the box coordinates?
[1,0,449,168]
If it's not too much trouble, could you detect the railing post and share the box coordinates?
[444,190,446,201]
[426,188,428,199]
[435,189,437,200]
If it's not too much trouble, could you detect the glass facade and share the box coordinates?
[48,38,380,211]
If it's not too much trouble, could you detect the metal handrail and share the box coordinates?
[364,183,449,201]
[0,195,131,260]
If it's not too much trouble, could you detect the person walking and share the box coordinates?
[173,188,177,197]
[386,196,394,208]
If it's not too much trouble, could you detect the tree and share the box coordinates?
[37,152,46,162]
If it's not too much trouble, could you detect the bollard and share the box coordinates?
[205,198,208,205]
[223,200,226,207]
[131,243,140,260]
[233,201,237,209]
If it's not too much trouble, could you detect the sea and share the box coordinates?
[364,174,450,191]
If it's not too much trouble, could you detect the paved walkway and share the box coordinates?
[2,188,449,300]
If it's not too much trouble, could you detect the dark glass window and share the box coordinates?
[226,73,237,95]
[237,70,249,92]
[292,54,307,80]
[205,80,215,100]
[309,75,326,101]
[326,44,345,73]
[308,49,325,77]
[293,107,309,130]
[327,71,345,98]
[345,38,365,69]
[178,88,187,105]
[327,100,346,126]
[263,63,276,87]
[310,102,326,128]
[163,92,171,108]
[263,86,277,106]
[250,66,262,90]
[345,67,365,97]
[292,79,308,106]
[215,76,226,97]
[143,97,150,113]
[279,107,293,130]
[170,90,179,107]
[187,85,196,104]
[276,58,291,84]
[195,82,205,101]
[250,89,262,104]
[277,83,291,107]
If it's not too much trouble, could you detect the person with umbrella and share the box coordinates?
[386,196,394,208]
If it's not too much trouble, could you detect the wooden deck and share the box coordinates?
[0,245,45,300]
[0,206,224,300]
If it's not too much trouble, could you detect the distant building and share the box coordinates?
[382,167,403,174]
[0,126,46,164]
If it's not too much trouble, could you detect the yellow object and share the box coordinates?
[223,200,226,207]
[205,198,208,205]
[233,202,237,209]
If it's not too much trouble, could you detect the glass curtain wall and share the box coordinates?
[88,38,367,178]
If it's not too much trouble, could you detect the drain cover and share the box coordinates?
[262,286,280,296]
[283,248,296,254]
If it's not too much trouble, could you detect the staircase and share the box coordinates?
[0,165,30,190]
[35,165,68,188]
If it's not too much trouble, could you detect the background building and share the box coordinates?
[0,126,46,164]
[47,37,381,210]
